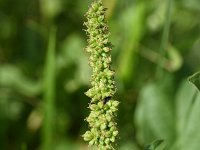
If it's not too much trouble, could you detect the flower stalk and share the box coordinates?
[82,0,119,149]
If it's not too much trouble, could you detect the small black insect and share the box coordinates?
[103,96,112,105]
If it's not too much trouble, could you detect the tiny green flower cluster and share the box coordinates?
[83,0,119,149]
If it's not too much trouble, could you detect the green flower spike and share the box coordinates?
[82,0,119,150]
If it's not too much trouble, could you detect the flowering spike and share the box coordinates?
[82,0,119,149]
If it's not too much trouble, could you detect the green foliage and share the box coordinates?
[135,75,200,150]
[118,1,146,86]
[0,0,200,149]
[0,65,41,96]
[135,81,175,147]
[172,74,200,150]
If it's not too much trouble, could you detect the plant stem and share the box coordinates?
[41,26,57,150]
[156,0,172,80]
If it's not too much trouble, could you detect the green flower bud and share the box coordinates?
[83,131,93,141]
[105,114,112,122]
[108,122,115,128]
[110,106,118,112]
[105,138,110,144]
[112,101,119,107]
[113,131,118,137]
[89,139,95,146]
[110,136,115,143]
[89,104,94,110]
[97,101,103,109]
[105,131,112,137]
[100,122,107,130]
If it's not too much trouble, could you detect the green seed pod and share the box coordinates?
[82,0,119,149]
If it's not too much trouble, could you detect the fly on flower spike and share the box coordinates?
[103,96,112,105]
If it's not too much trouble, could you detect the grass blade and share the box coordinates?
[41,26,57,150]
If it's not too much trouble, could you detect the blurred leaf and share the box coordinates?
[175,94,200,150]
[147,0,166,32]
[0,91,24,120]
[40,0,63,19]
[1,0,200,149]
[186,39,200,71]
[0,16,15,39]
[145,139,165,150]
[117,1,146,86]
[188,71,200,91]
[182,0,200,11]
[175,80,197,137]
[173,78,200,150]
[0,65,41,96]
[58,34,90,91]
[54,140,78,150]
[135,82,174,147]
[59,34,85,67]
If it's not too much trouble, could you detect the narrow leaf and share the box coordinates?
[41,26,57,150]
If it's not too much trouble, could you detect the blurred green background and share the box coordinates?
[0,0,200,150]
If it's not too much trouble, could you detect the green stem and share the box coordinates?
[156,0,172,80]
[41,26,57,150]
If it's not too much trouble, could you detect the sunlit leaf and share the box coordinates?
[175,94,200,150]
[173,78,200,150]
[175,80,197,137]
[135,82,175,147]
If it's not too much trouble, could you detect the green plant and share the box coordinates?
[42,26,57,150]
[82,0,119,149]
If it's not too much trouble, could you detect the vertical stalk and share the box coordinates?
[41,26,57,150]
[83,1,119,149]
[156,0,172,80]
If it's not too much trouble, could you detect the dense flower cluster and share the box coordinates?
[82,0,119,149]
